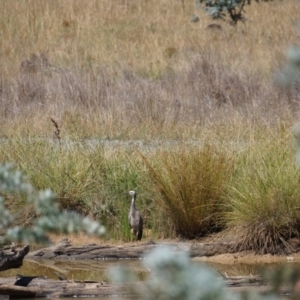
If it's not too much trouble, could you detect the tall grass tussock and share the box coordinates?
[140,145,234,238]
[226,136,300,254]
[1,0,300,250]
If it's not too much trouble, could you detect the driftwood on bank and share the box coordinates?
[0,244,29,272]
[26,239,235,260]
[0,276,129,298]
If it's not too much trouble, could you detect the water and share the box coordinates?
[2,258,278,282]
[1,259,148,282]
[0,258,296,299]
[0,259,147,300]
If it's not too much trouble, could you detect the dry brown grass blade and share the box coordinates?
[50,117,61,145]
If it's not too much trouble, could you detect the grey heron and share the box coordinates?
[128,190,143,241]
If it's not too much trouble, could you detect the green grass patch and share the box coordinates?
[0,140,153,241]
[1,127,300,252]
[0,139,105,214]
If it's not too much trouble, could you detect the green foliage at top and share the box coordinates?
[196,0,274,25]
[0,163,105,245]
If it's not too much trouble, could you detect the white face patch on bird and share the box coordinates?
[129,190,136,197]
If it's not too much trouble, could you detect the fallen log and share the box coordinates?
[0,276,129,298]
[0,284,39,298]
[26,239,235,260]
[0,244,29,271]
[223,274,264,286]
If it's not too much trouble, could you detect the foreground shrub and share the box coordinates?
[0,163,105,245]
[140,144,234,238]
[136,247,236,300]
[110,246,278,300]
[226,139,300,254]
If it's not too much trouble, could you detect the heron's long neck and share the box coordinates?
[130,196,136,212]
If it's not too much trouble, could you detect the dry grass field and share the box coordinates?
[0,0,299,139]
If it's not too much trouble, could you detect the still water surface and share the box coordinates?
[0,258,296,299]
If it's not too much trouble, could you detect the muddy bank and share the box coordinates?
[0,276,129,298]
